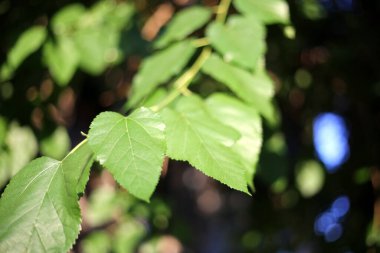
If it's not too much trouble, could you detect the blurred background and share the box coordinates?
[0,0,380,252]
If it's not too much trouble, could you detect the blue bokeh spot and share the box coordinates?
[313,113,350,172]
[331,195,350,218]
[314,195,350,242]
[324,223,343,242]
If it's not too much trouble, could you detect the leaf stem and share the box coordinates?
[193,37,209,47]
[149,0,231,112]
[216,0,232,23]
[150,47,211,112]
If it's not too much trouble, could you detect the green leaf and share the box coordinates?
[206,15,266,69]
[6,122,38,176]
[155,6,212,48]
[88,108,166,201]
[127,40,196,108]
[40,126,71,160]
[51,3,86,35]
[43,38,79,86]
[233,0,290,24]
[0,141,94,253]
[7,26,47,69]
[161,95,250,194]
[105,2,134,31]
[201,53,276,121]
[206,94,262,188]
[64,141,94,195]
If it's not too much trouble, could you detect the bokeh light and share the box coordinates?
[295,160,325,198]
[314,195,350,242]
[331,196,350,218]
[313,113,350,172]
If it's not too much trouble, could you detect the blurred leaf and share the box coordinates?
[43,38,79,86]
[0,117,6,146]
[51,3,86,35]
[206,93,262,188]
[74,28,119,75]
[161,95,249,194]
[40,126,71,160]
[142,88,168,107]
[82,232,111,253]
[295,160,325,198]
[6,122,38,176]
[127,40,196,108]
[7,26,47,69]
[233,0,290,24]
[114,221,146,253]
[0,141,93,253]
[88,108,166,202]
[201,54,276,123]
[86,185,119,226]
[354,167,370,184]
[206,15,266,69]
[105,2,134,30]
[301,0,326,20]
[155,6,212,48]
[0,64,12,81]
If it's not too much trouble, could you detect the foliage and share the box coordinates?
[0,0,297,251]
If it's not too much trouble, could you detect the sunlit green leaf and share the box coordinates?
[206,94,262,188]
[201,53,276,122]
[155,6,212,48]
[161,95,249,194]
[40,126,71,160]
[88,108,166,201]
[127,40,196,108]
[206,15,266,69]
[0,141,93,253]
[233,0,290,24]
[64,141,94,195]
[43,37,79,86]
[7,26,47,69]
